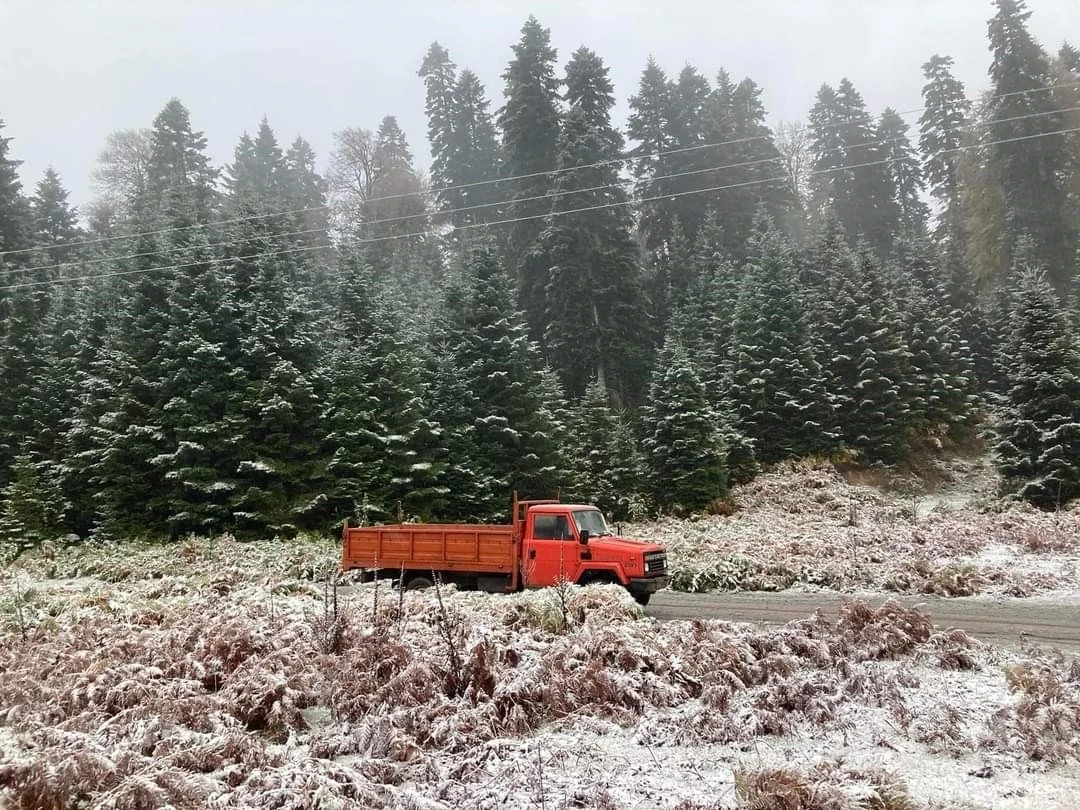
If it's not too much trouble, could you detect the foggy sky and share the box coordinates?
[1,0,1075,210]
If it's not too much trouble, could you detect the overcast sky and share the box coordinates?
[1,0,1075,210]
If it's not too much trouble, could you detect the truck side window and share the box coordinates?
[554,516,570,540]
[533,515,556,539]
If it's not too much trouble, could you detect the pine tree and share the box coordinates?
[808,80,896,255]
[813,238,912,463]
[627,57,677,255]
[0,117,30,258]
[321,257,444,525]
[985,0,1073,290]
[361,116,428,272]
[726,222,836,463]
[0,452,62,554]
[641,336,727,513]
[154,237,241,537]
[700,75,799,261]
[448,69,503,231]
[419,42,459,221]
[534,47,654,405]
[994,269,1080,507]
[572,380,643,519]
[420,42,502,235]
[919,55,972,246]
[225,118,286,215]
[225,218,326,537]
[498,16,561,334]
[144,98,218,226]
[877,108,928,238]
[894,273,977,438]
[440,245,564,515]
[30,168,82,253]
[282,136,329,246]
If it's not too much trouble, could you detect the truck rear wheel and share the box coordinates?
[404,575,434,591]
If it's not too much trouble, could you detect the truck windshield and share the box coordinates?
[572,509,610,537]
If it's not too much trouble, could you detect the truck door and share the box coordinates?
[523,513,580,586]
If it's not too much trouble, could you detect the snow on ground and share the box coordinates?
[1,459,1079,808]
[639,456,1080,601]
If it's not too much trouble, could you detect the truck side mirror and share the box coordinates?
[579,529,590,545]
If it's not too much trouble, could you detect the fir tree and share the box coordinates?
[440,245,564,515]
[641,336,727,513]
[498,16,561,334]
[534,46,654,405]
[0,117,30,258]
[813,240,912,463]
[30,168,82,253]
[627,57,677,255]
[572,380,643,520]
[726,222,836,463]
[985,0,1073,290]
[994,269,1080,507]
[322,257,444,525]
[918,55,972,246]
[877,108,929,238]
[145,98,218,226]
[808,80,896,255]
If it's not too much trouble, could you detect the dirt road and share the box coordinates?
[646,591,1080,653]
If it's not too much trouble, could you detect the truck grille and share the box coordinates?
[644,551,667,576]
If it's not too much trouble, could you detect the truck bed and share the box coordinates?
[341,523,517,575]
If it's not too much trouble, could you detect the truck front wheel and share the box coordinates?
[632,592,652,607]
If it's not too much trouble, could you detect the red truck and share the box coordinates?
[340,495,670,605]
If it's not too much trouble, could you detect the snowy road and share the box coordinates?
[646,590,1080,652]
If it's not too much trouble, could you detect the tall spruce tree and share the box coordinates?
[877,108,929,238]
[0,117,30,259]
[498,16,561,333]
[726,222,836,463]
[30,168,82,253]
[627,57,678,255]
[812,238,912,463]
[641,336,727,513]
[919,55,972,246]
[985,0,1073,290]
[144,98,217,226]
[994,269,1080,507]
[572,380,644,520]
[440,245,564,515]
[420,43,502,235]
[808,80,896,255]
[533,46,654,405]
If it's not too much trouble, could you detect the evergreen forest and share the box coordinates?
[2,0,1080,550]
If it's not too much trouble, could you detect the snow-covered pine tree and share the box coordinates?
[641,336,728,513]
[994,269,1080,507]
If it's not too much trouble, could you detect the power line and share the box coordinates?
[2,77,1077,263]
[4,99,1079,280]
[5,122,1079,293]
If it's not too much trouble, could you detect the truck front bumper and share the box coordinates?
[627,575,670,596]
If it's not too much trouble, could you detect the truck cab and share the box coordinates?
[519,501,669,605]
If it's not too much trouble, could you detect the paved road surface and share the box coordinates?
[646,591,1080,653]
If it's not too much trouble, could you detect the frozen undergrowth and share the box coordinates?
[641,458,1080,598]
[1,564,1079,810]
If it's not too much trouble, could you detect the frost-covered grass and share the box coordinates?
[2,547,1080,809]
[2,462,1080,808]
[645,457,1080,598]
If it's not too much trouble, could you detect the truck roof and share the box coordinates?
[526,503,598,513]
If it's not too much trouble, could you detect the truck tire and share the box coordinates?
[404,575,434,591]
[632,592,652,607]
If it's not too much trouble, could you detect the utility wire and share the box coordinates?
[4,122,1079,293]
[1,77,1077,262]
[5,100,1079,280]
